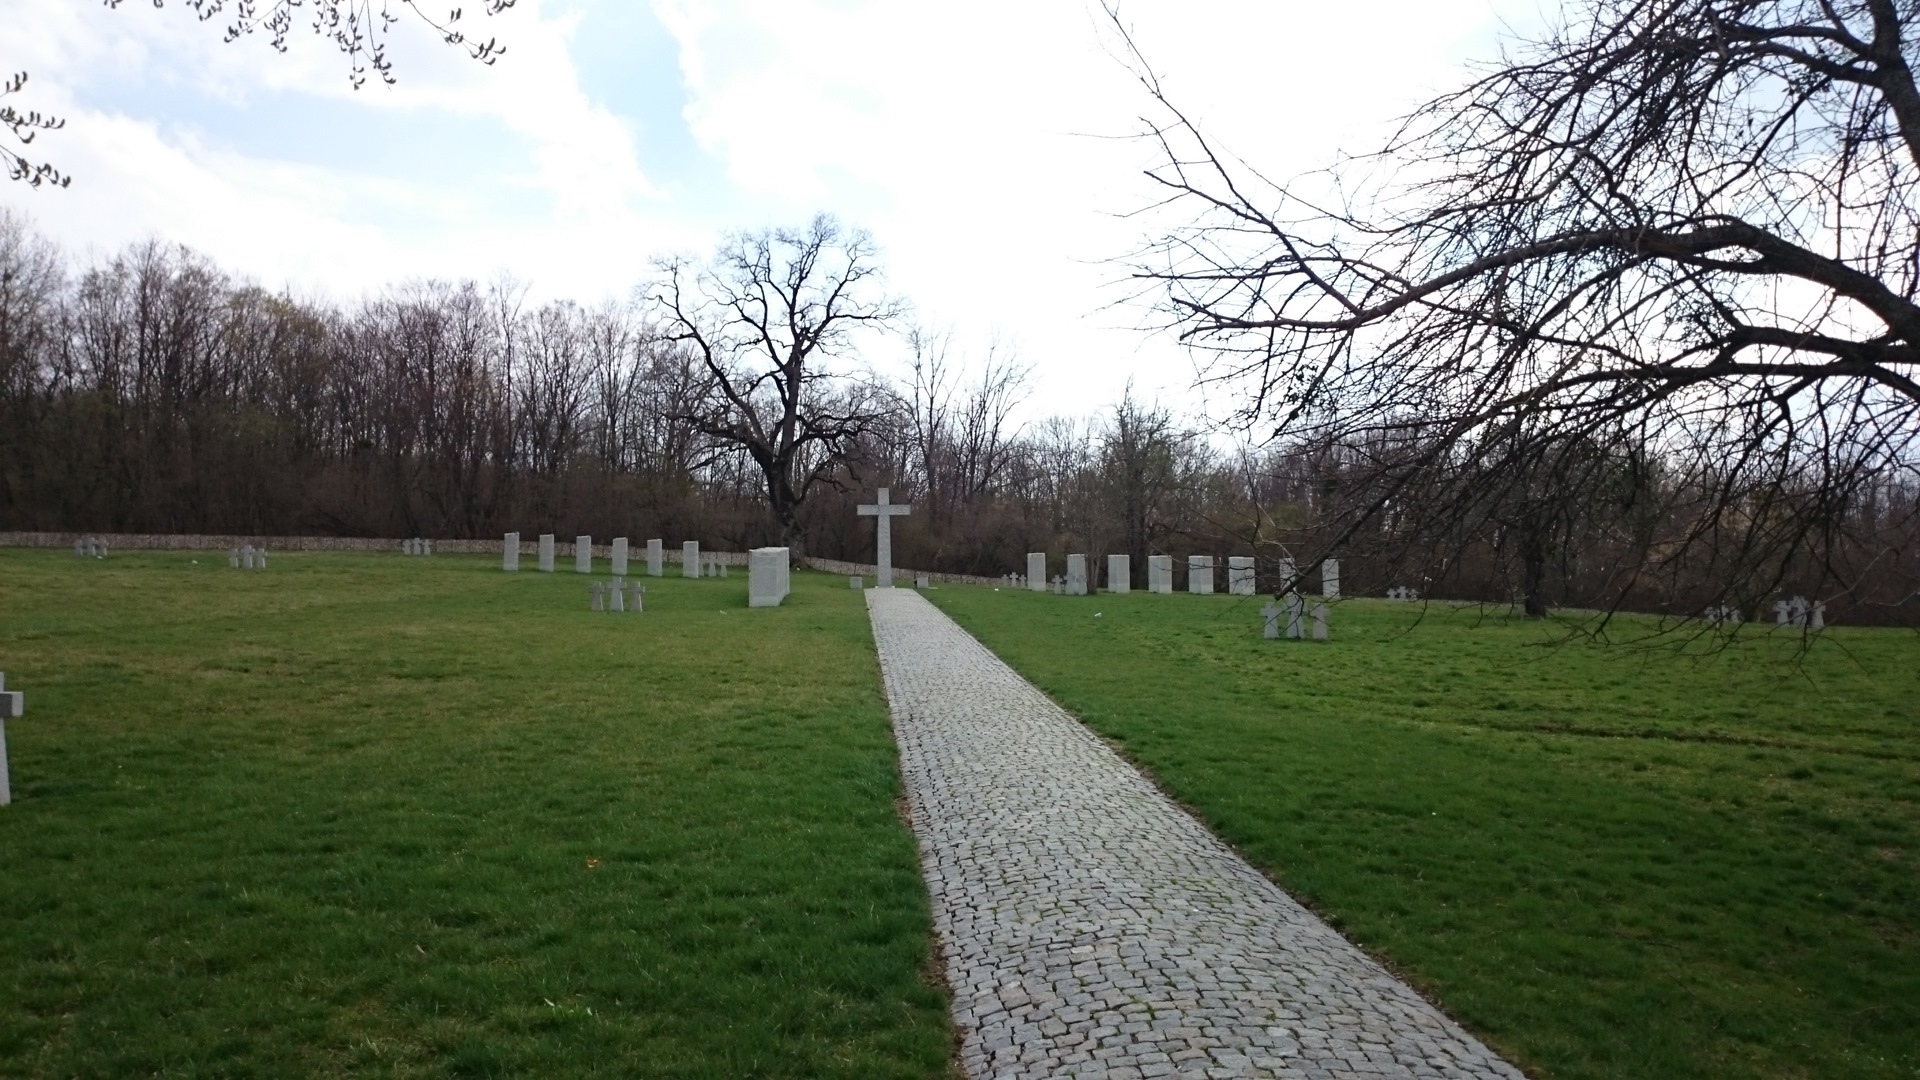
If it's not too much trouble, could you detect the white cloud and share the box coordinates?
[3,0,1549,425]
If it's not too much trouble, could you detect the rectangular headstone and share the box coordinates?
[1228,556,1256,596]
[683,541,700,579]
[1027,552,1046,592]
[503,531,520,571]
[1107,554,1131,594]
[1149,554,1172,594]
[576,535,593,574]
[749,547,790,607]
[1066,554,1088,596]
[1312,603,1328,640]
[611,537,628,577]
[1322,559,1340,599]
[0,672,20,807]
[916,575,929,589]
[538,534,555,572]
[1188,555,1214,594]
[647,538,664,577]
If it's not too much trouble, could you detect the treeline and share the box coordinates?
[2,211,1915,621]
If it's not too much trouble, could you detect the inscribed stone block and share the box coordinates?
[611,537,628,577]
[749,547,790,607]
[576,535,593,574]
[1027,552,1047,592]
[503,531,520,572]
[1228,556,1256,596]
[538,534,555,572]
[1149,554,1172,594]
[1107,554,1130,594]
[1066,554,1088,596]
[683,541,700,578]
[1188,555,1214,594]
[646,538,664,577]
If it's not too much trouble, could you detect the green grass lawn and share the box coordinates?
[928,586,1919,1080]
[0,551,952,1079]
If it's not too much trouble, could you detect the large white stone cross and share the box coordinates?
[857,487,912,588]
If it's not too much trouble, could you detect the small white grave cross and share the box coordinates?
[0,672,24,807]
[856,487,912,588]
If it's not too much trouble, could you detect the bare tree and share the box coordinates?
[650,214,904,547]
[1119,0,1920,621]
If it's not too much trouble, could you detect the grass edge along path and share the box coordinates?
[928,584,1920,1080]
[0,551,954,1079]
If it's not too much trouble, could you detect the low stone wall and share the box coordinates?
[1,532,1007,582]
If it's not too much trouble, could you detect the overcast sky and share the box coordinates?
[4,0,1544,428]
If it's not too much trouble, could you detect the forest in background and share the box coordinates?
[2,210,1914,623]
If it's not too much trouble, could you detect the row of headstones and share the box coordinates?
[502,534,728,578]
[1012,554,1344,598]
[589,580,647,612]
[0,672,23,807]
[71,536,110,558]
[402,538,434,556]
[228,545,269,570]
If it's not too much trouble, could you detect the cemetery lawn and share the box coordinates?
[931,587,1919,1080]
[0,551,952,1079]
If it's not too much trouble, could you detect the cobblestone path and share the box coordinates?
[866,589,1526,1080]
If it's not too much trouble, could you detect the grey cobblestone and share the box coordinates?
[867,589,1525,1080]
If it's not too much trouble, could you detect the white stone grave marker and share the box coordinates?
[749,547,791,607]
[647,538,664,577]
[1261,602,1281,640]
[1027,552,1047,592]
[611,537,628,577]
[1149,554,1172,594]
[0,672,22,806]
[1228,556,1256,596]
[1107,554,1131,594]
[1066,554,1088,596]
[538,534,555,572]
[503,531,520,572]
[1188,555,1215,595]
[576,536,593,574]
[683,541,700,578]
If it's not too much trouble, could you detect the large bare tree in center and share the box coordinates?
[1123,0,1920,621]
[650,214,903,548]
